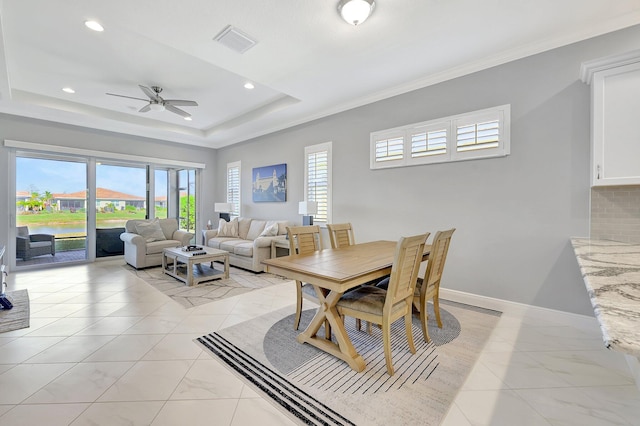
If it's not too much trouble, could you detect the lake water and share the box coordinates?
[22,223,127,237]
[25,224,87,236]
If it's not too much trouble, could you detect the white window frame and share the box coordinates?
[370,105,510,169]
[304,142,332,225]
[226,161,241,217]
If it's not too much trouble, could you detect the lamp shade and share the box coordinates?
[298,201,318,215]
[214,202,233,213]
[337,0,375,26]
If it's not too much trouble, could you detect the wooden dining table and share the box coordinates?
[262,240,431,372]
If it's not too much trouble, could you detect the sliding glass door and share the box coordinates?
[15,155,88,266]
[178,169,197,235]
[95,163,146,257]
[12,149,201,268]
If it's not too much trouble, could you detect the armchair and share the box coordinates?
[16,226,55,260]
[120,218,193,269]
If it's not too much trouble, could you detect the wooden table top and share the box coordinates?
[263,240,430,292]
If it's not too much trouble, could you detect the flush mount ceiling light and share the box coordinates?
[337,0,375,26]
[62,87,75,94]
[84,20,104,32]
[244,82,255,90]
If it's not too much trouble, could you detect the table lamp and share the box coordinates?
[298,201,317,226]
[214,203,233,222]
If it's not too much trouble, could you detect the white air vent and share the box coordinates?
[214,25,257,54]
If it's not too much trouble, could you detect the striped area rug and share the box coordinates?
[197,300,501,426]
[0,290,30,334]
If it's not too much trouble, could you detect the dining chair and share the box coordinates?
[286,225,322,330]
[327,223,368,330]
[413,228,455,343]
[336,232,429,376]
[327,223,355,249]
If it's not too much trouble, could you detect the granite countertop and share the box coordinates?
[571,238,640,357]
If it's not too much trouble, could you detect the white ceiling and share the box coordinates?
[1,0,640,149]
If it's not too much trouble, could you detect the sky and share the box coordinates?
[16,157,165,197]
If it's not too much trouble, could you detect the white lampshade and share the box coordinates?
[214,202,233,213]
[338,0,375,26]
[298,201,318,215]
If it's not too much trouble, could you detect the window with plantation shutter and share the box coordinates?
[375,136,404,162]
[226,161,241,217]
[305,142,332,224]
[370,105,510,169]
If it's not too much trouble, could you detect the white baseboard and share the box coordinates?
[439,287,598,330]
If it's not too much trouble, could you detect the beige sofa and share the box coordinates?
[120,218,194,269]
[203,217,289,272]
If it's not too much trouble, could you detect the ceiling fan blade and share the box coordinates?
[106,93,148,102]
[165,104,190,118]
[139,104,151,113]
[164,100,198,107]
[139,85,160,101]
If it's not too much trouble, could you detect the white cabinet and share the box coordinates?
[581,51,640,186]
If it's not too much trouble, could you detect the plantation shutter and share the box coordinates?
[374,136,404,162]
[305,143,332,224]
[227,162,240,217]
[456,119,500,152]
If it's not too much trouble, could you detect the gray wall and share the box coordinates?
[0,114,217,257]
[215,25,640,315]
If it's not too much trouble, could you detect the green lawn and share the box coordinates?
[16,209,163,225]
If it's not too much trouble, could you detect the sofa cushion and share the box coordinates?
[277,221,289,236]
[158,218,178,240]
[207,237,238,250]
[135,218,167,242]
[238,217,252,240]
[146,239,180,254]
[217,218,239,237]
[260,221,279,237]
[219,240,248,253]
[233,241,254,257]
[246,220,267,240]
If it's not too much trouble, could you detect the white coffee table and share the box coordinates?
[162,246,229,286]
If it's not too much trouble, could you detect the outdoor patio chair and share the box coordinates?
[16,226,55,260]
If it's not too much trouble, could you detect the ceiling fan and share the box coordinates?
[106,85,198,118]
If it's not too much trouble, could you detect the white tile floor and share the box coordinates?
[1,259,639,425]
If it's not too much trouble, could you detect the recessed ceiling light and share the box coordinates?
[184,117,192,121]
[62,87,75,94]
[84,20,104,32]
[244,82,255,90]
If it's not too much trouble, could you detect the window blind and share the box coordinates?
[227,162,240,216]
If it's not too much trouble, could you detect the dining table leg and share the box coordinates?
[297,286,366,372]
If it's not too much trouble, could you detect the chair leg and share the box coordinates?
[294,281,303,330]
[433,297,443,329]
[420,297,430,343]
[404,310,416,354]
[382,318,394,376]
[356,319,361,331]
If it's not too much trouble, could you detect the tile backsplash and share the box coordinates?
[591,186,640,243]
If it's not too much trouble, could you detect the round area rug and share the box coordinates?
[263,303,461,375]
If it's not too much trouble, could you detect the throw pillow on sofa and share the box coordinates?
[260,221,279,237]
[218,218,239,237]
[135,218,167,242]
